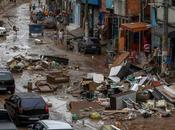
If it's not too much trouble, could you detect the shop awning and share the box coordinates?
[121,22,151,32]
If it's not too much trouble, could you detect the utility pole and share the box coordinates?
[84,0,89,38]
[161,0,169,74]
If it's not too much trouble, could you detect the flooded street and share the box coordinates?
[0,2,108,130]
[0,1,175,130]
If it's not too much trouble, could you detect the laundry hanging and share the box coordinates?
[151,7,157,27]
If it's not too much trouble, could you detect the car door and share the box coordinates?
[5,95,19,119]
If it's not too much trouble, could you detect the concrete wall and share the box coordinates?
[114,0,140,16]
[114,0,126,16]
[74,3,81,26]
[155,0,175,25]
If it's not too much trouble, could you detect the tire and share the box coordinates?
[14,116,20,126]
[95,48,101,54]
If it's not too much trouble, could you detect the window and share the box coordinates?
[21,98,45,109]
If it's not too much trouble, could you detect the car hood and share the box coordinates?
[0,122,17,130]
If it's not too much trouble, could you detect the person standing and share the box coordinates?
[58,29,64,45]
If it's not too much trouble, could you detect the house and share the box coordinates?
[99,0,114,40]
[114,0,152,55]
[69,0,81,26]
[151,0,175,65]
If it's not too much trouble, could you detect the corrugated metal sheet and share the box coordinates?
[114,0,126,16]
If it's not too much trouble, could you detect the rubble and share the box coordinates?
[7,54,69,72]
[47,71,69,84]
[67,54,175,129]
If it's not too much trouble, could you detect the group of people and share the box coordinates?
[53,29,64,45]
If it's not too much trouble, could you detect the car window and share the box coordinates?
[0,73,12,81]
[21,98,45,109]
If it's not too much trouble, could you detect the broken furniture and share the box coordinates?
[35,80,54,92]
[110,91,136,110]
[47,71,69,84]
[42,55,69,65]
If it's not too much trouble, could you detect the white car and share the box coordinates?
[28,120,73,130]
[0,27,6,36]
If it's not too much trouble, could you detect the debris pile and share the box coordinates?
[68,52,175,129]
[7,54,69,72]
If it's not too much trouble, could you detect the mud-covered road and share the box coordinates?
[1,1,175,130]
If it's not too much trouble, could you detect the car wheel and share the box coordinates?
[98,49,101,54]
[14,117,20,126]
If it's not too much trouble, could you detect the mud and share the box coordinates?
[0,2,175,130]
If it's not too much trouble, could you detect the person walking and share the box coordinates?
[58,29,64,45]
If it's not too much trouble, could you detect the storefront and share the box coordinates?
[81,0,100,36]
[119,22,151,52]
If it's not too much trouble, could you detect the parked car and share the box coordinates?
[0,27,6,36]
[28,120,73,130]
[4,92,49,126]
[0,69,15,94]
[43,16,56,29]
[78,37,101,54]
[0,109,17,130]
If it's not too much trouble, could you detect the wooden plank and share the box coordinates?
[111,51,129,67]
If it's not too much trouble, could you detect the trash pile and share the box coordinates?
[23,70,70,93]
[7,54,69,72]
[67,51,175,129]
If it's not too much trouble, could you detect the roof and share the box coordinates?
[121,22,150,32]
[16,92,41,99]
[41,120,73,129]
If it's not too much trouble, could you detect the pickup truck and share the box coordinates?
[0,109,17,130]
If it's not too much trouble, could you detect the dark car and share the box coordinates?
[43,16,56,29]
[0,109,17,130]
[0,69,15,94]
[78,37,101,54]
[4,93,49,126]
